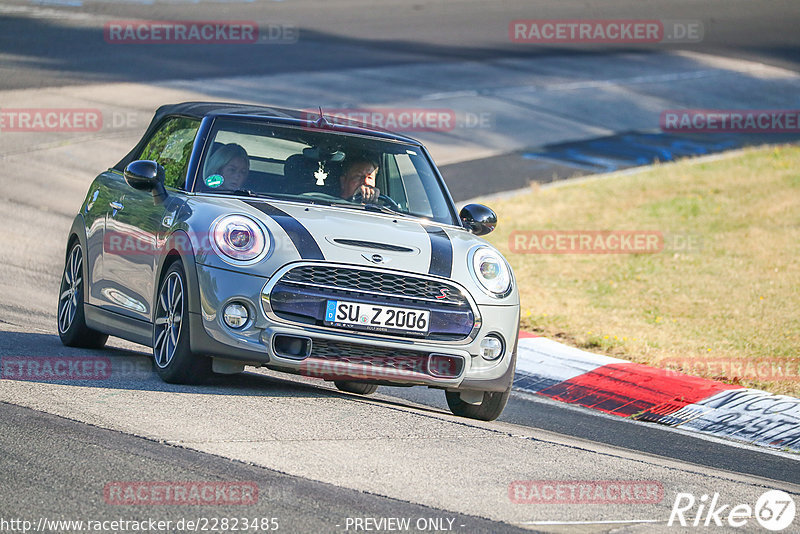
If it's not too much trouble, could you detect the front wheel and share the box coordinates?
[445,388,511,421]
[334,381,379,395]
[153,262,212,384]
[57,241,108,348]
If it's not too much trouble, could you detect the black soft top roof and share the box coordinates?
[114,101,418,171]
[148,101,305,122]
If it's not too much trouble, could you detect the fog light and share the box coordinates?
[223,303,249,329]
[480,335,503,360]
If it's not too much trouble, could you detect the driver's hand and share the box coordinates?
[357,184,380,203]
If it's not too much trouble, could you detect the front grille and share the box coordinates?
[311,339,428,369]
[268,264,476,341]
[279,265,467,306]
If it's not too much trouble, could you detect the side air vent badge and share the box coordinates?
[331,238,415,253]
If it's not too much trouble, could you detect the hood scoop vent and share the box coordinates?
[332,238,415,253]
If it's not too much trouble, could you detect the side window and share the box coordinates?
[138,117,200,189]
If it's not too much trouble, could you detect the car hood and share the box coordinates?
[183,196,517,305]
[245,200,449,276]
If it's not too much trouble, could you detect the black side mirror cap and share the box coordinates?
[460,203,497,236]
[124,160,165,191]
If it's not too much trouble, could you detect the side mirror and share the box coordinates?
[124,160,167,203]
[124,160,165,192]
[459,203,497,236]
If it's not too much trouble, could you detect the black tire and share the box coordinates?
[153,262,212,384]
[334,380,379,395]
[445,388,511,421]
[57,241,108,349]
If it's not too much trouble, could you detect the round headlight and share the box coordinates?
[211,215,267,262]
[471,246,512,297]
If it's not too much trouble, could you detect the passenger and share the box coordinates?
[205,143,250,191]
[339,155,380,203]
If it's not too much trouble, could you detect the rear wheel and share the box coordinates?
[334,381,379,395]
[57,241,108,348]
[153,262,212,384]
[445,388,511,421]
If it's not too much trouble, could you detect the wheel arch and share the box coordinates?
[153,229,202,322]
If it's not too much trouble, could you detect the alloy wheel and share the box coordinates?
[58,245,82,334]
[154,271,184,368]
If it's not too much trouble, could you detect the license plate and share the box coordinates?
[324,300,430,334]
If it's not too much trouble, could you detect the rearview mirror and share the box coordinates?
[459,203,497,236]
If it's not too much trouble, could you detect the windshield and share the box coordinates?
[195,118,457,225]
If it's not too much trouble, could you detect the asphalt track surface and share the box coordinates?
[1,0,799,91]
[1,1,799,532]
[0,401,528,534]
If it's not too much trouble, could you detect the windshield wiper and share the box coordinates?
[233,189,337,206]
[364,203,402,215]
[233,189,272,198]
[338,202,408,217]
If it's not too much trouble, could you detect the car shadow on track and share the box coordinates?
[0,330,453,419]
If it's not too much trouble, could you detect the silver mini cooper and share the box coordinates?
[58,102,519,420]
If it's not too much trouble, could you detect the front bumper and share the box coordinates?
[191,262,519,391]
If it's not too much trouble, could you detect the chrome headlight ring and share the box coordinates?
[468,245,513,298]
[209,214,272,266]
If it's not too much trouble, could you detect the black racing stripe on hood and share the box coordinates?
[245,201,324,260]
[424,225,452,278]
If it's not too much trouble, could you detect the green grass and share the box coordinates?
[481,145,800,396]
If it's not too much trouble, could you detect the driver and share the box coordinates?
[205,143,250,191]
[339,155,380,203]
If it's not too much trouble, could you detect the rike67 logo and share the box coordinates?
[669,490,796,531]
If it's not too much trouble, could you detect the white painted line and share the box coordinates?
[518,519,661,525]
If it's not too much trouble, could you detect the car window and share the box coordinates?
[138,117,201,190]
[198,118,457,225]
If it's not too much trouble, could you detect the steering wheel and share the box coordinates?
[349,191,402,211]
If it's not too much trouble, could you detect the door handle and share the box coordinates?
[109,201,124,211]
